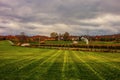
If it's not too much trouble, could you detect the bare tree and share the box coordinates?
[50,32,58,40]
[63,32,69,41]
[20,32,27,43]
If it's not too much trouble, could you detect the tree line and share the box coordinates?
[50,32,70,41]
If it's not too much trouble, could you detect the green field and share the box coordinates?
[0,41,120,80]
[31,40,120,45]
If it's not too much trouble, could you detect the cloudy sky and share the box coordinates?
[0,0,120,36]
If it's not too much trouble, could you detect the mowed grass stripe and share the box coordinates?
[24,50,62,80]
[62,50,68,80]
[92,52,120,69]
[0,59,23,67]
[42,50,65,80]
[0,41,120,80]
[0,58,33,77]
[97,52,120,59]
[0,50,43,68]
[14,50,56,73]
[69,50,102,80]
[87,51,120,62]
[0,57,31,70]
[65,50,82,80]
[72,51,105,80]
[76,51,120,80]
[27,50,64,80]
[13,50,54,73]
[0,49,52,67]
[61,50,81,80]
[0,50,55,80]
[85,51,120,70]
[85,60,120,80]
[93,52,120,67]
[70,51,102,80]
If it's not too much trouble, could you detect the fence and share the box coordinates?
[30,44,120,53]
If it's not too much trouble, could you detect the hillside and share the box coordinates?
[0,41,120,80]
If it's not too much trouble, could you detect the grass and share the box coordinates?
[46,41,72,44]
[32,40,120,45]
[90,41,120,44]
[0,40,120,80]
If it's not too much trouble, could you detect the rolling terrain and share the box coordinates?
[0,41,120,80]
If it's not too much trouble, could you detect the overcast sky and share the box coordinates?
[0,0,120,36]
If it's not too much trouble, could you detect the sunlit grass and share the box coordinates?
[0,41,120,80]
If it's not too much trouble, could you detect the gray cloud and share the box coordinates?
[0,0,120,36]
[99,0,120,14]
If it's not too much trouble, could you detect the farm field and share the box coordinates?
[0,41,120,80]
[30,40,120,45]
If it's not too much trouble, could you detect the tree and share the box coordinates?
[63,32,69,41]
[19,32,27,43]
[50,32,58,40]
[50,32,58,37]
